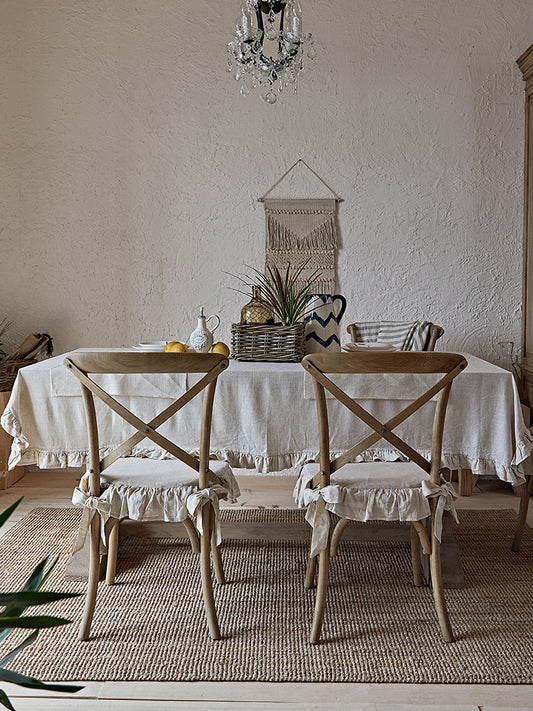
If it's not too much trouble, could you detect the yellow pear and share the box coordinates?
[164,341,188,353]
[211,342,230,357]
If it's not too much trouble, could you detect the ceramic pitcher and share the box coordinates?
[189,307,220,353]
[303,294,347,353]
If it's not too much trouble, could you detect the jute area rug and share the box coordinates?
[0,507,532,684]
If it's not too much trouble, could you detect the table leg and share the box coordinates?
[511,480,530,552]
[458,468,478,496]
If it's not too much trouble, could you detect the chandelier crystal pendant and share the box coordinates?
[227,0,315,104]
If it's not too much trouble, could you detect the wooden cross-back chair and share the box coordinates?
[296,351,467,644]
[64,351,239,641]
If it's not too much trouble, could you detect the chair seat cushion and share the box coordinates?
[77,458,240,522]
[294,461,431,522]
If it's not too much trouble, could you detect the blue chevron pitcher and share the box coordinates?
[303,294,347,353]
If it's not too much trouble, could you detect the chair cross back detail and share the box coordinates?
[64,352,229,495]
[303,352,467,488]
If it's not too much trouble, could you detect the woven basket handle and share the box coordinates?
[7,333,53,361]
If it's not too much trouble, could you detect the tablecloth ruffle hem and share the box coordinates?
[3,401,531,484]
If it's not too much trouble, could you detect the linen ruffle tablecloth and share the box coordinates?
[1,349,532,485]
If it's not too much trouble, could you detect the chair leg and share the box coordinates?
[211,525,225,585]
[304,554,317,589]
[183,516,200,554]
[199,504,221,640]
[310,548,330,644]
[330,518,350,557]
[105,518,120,585]
[79,514,101,641]
[429,533,454,643]
[304,522,318,588]
[511,480,530,552]
[410,523,425,587]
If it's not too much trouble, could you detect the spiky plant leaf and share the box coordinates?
[0,688,15,710]
[0,501,83,708]
[229,260,321,326]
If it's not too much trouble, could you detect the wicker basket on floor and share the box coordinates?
[0,358,36,392]
[231,323,305,362]
[0,333,53,392]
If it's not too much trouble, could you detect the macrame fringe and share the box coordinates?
[265,252,335,269]
[294,279,336,295]
[266,215,336,251]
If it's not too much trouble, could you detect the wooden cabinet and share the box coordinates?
[518,45,533,405]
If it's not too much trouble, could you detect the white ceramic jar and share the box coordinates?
[189,307,220,353]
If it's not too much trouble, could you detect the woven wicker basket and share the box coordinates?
[231,323,305,362]
[0,358,36,392]
[0,332,53,392]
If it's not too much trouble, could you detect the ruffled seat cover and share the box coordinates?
[294,461,458,557]
[71,458,240,553]
[74,458,239,521]
[295,461,431,522]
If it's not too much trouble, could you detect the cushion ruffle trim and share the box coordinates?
[294,470,459,556]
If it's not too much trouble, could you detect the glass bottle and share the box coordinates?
[240,286,274,325]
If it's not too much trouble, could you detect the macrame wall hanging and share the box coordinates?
[258,160,342,295]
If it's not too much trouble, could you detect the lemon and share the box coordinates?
[164,341,188,353]
[211,342,230,357]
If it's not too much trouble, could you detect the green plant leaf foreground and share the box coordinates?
[0,616,73,630]
[0,667,82,693]
[0,632,38,668]
[0,501,83,706]
[0,688,16,711]
[0,556,59,642]
[0,501,22,531]
[0,592,80,606]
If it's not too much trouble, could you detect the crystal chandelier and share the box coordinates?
[227,0,315,104]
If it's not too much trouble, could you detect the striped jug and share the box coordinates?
[303,294,347,353]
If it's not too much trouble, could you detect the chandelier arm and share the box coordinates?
[256,5,264,35]
[278,5,285,57]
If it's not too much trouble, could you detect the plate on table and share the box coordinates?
[132,341,168,352]
[342,342,398,352]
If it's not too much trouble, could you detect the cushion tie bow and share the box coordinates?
[421,479,459,542]
[301,486,336,558]
[186,486,225,546]
[71,487,111,554]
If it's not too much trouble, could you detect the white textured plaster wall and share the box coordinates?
[0,0,532,363]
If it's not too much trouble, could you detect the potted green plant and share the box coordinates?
[230,262,321,362]
[234,261,321,326]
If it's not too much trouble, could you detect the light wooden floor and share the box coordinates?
[0,468,532,711]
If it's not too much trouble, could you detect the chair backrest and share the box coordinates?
[346,321,444,351]
[64,352,229,496]
[302,351,467,489]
